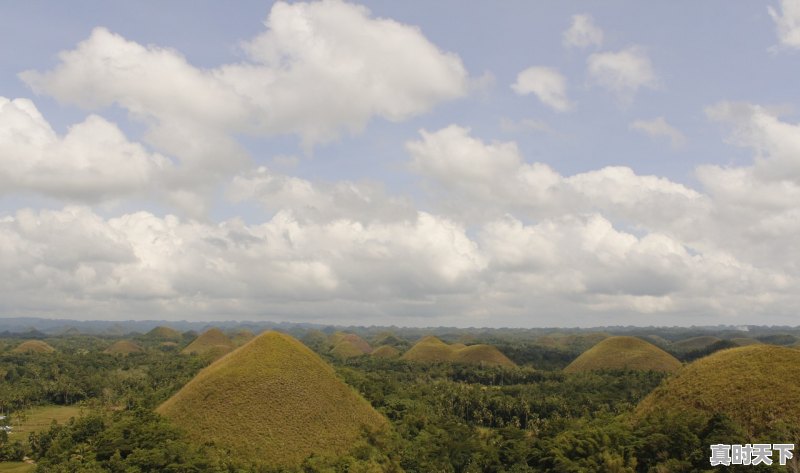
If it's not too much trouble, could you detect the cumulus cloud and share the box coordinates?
[511,67,573,112]
[0,97,170,201]
[587,46,658,101]
[18,1,468,213]
[406,125,702,224]
[706,102,800,182]
[21,1,468,149]
[629,117,686,148]
[563,14,604,49]
[228,166,416,223]
[769,0,800,50]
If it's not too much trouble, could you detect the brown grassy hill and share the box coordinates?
[229,329,255,346]
[103,340,144,355]
[729,337,761,346]
[11,340,55,354]
[145,326,182,341]
[329,332,372,354]
[534,332,610,352]
[402,336,515,367]
[157,331,387,469]
[564,336,681,373]
[636,345,800,438]
[330,340,367,359]
[671,336,721,351]
[371,345,400,358]
[402,336,455,362]
[181,328,235,358]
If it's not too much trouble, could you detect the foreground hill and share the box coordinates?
[180,328,234,358]
[11,340,56,354]
[636,345,800,437]
[157,331,387,468]
[402,336,514,367]
[564,336,681,373]
[103,340,144,355]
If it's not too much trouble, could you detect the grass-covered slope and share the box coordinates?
[11,340,55,354]
[671,336,721,352]
[402,336,515,367]
[157,331,387,468]
[371,345,401,358]
[144,326,182,341]
[229,329,255,346]
[103,340,144,355]
[564,336,681,373]
[180,328,234,357]
[329,332,372,354]
[636,345,800,437]
[330,340,367,359]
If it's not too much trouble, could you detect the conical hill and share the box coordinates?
[636,345,800,437]
[180,328,235,357]
[145,326,182,341]
[402,336,514,367]
[157,331,387,468]
[564,336,681,373]
[103,340,144,355]
[11,340,55,354]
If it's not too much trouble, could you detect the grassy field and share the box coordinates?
[0,463,34,473]
[8,405,84,436]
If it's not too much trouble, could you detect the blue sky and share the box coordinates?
[1,1,799,326]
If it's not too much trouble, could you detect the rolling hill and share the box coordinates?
[11,340,55,354]
[636,345,800,438]
[370,345,400,358]
[144,326,182,341]
[157,331,387,469]
[402,336,515,367]
[180,328,235,358]
[564,336,681,373]
[103,340,144,355]
[329,332,372,354]
[670,336,721,352]
[229,329,255,346]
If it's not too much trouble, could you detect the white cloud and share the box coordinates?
[0,97,169,201]
[228,166,416,223]
[563,14,604,49]
[21,1,468,149]
[706,102,800,183]
[629,117,686,148]
[511,66,573,112]
[769,0,800,50]
[587,46,658,101]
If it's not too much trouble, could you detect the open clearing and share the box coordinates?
[0,462,35,473]
[8,405,83,436]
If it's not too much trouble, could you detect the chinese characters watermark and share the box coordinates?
[710,443,795,466]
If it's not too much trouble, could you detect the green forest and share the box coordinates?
[1,324,799,472]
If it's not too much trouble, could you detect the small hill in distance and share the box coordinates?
[371,345,400,358]
[328,332,373,359]
[402,336,515,367]
[11,340,56,354]
[157,331,387,469]
[329,332,372,354]
[103,340,144,355]
[636,345,800,438]
[564,336,681,373]
[229,329,255,346]
[534,332,610,352]
[144,326,182,341]
[670,336,721,352]
[729,337,761,346]
[181,328,235,358]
